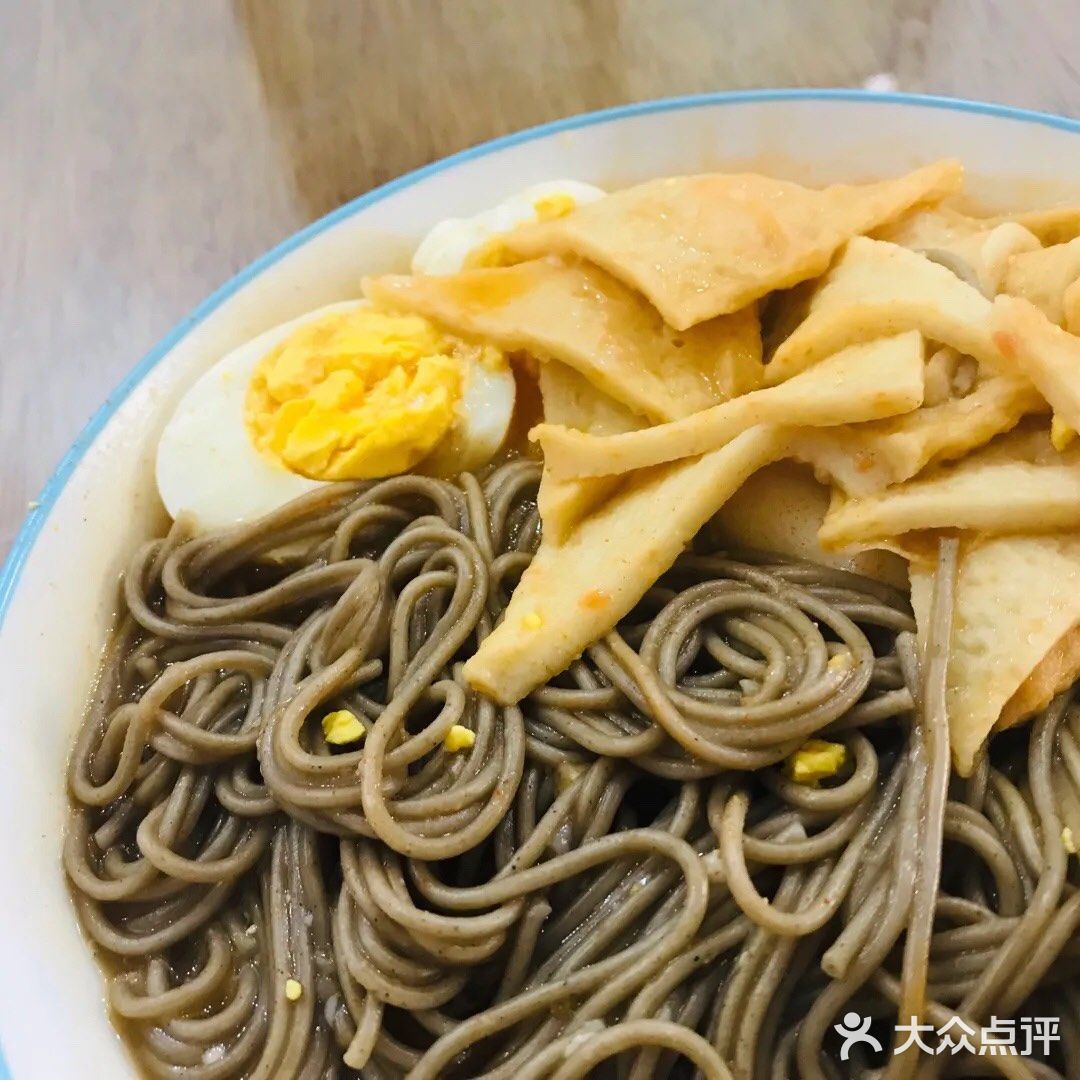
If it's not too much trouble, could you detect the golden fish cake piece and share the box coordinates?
[533,331,926,479]
[910,535,1080,775]
[499,161,962,330]
[364,259,762,423]
[874,206,1040,295]
[818,426,1080,551]
[1002,238,1080,329]
[794,374,1045,497]
[535,362,643,543]
[1068,281,1080,335]
[537,360,643,435]
[1000,624,1080,729]
[873,204,989,252]
[975,222,1044,295]
[993,294,1080,432]
[995,203,1080,245]
[462,425,790,704]
[766,237,1001,385]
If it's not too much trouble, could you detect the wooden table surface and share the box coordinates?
[3,0,1079,558]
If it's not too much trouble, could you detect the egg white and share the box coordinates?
[156,301,517,531]
[421,355,517,477]
[410,180,606,275]
[156,304,357,532]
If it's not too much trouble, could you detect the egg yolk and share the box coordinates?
[321,709,366,746]
[246,308,465,480]
[785,739,848,786]
[531,193,578,220]
[465,192,581,269]
[444,725,476,753]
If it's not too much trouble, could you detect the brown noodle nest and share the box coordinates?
[65,464,1080,1078]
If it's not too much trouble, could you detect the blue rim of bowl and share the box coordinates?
[0,87,1077,1076]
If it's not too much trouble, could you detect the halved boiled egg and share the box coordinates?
[156,302,515,531]
[410,180,607,275]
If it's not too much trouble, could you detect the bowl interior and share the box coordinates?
[1,93,1077,1077]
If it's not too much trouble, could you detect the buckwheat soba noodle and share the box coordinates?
[61,460,1080,1079]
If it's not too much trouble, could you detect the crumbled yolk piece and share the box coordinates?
[466,239,512,269]
[246,308,464,480]
[786,740,848,785]
[522,611,544,629]
[532,193,578,221]
[284,979,303,1002]
[1051,415,1077,452]
[463,193,578,269]
[1064,826,1077,854]
[444,725,476,753]
[827,652,853,674]
[321,709,366,746]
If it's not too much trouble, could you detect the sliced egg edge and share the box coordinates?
[155,302,362,533]
[410,180,607,275]
[420,356,517,477]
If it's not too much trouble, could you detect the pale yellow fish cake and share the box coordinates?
[500,161,963,330]
[910,535,1080,775]
[1002,238,1080,328]
[535,363,642,542]
[1068,281,1080,335]
[975,223,1044,295]
[364,259,761,423]
[993,294,1080,432]
[537,475,621,546]
[995,203,1080,246]
[794,374,1045,497]
[873,204,989,252]
[818,426,1080,550]
[766,237,1000,385]
[874,206,1040,295]
[533,332,925,479]
[999,625,1080,729]
[538,361,644,435]
[463,426,790,704]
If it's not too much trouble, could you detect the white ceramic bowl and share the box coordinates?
[1,91,1078,1078]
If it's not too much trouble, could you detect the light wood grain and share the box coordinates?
[2,0,1078,556]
